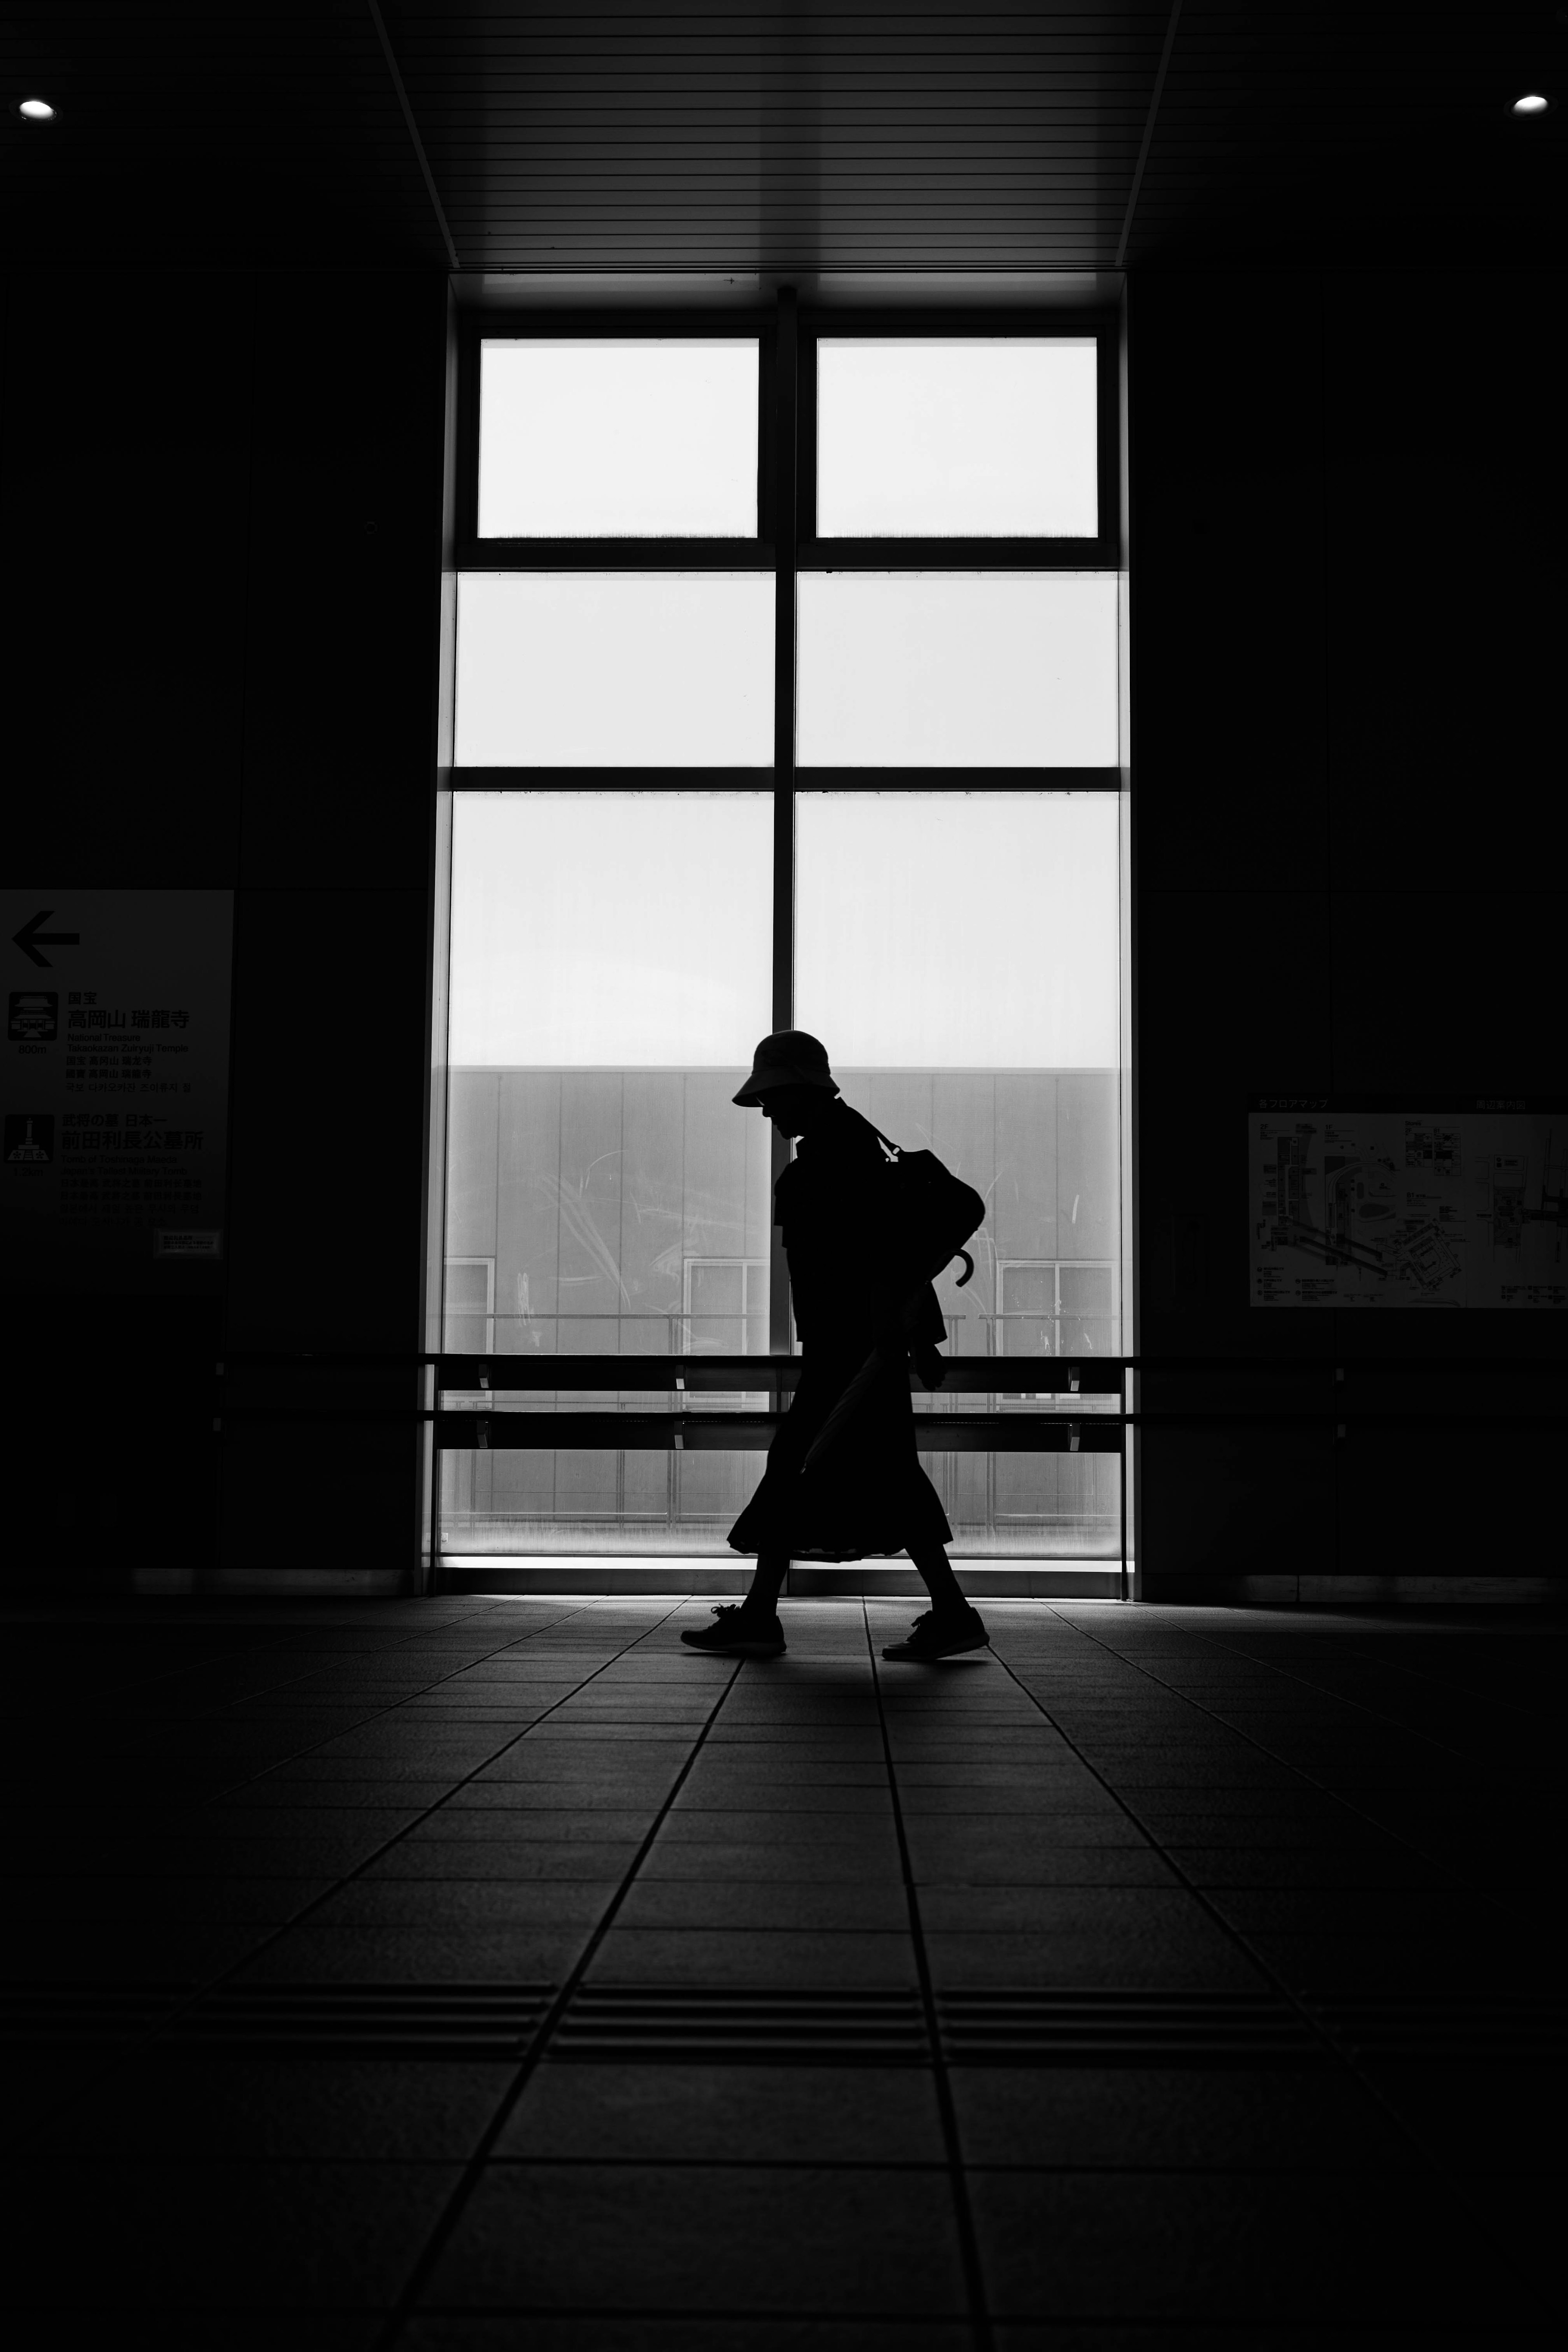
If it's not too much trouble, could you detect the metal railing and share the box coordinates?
[210,1350,1568,1604]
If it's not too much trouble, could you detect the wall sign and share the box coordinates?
[1249,1096,1567,1309]
[2,891,233,1294]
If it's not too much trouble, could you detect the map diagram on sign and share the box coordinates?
[1249,1100,1568,1308]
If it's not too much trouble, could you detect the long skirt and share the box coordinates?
[727,1345,954,1563]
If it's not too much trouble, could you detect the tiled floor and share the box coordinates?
[2,1595,1563,2346]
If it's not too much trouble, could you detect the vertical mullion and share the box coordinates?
[773,287,798,782]
[769,289,799,1356]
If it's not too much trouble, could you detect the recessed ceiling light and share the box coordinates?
[18,97,56,121]
[1511,93,1552,115]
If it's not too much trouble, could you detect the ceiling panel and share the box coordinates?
[0,4,1561,274]
[390,4,1171,271]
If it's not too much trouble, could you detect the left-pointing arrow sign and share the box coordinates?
[13,910,81,969]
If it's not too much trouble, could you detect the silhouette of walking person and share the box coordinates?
[682,1031,989,1663]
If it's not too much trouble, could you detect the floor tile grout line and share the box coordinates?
[128,1599,589,1731]
[991,1618,1561,2323]
[862,1599,995,2352]
[105,1599,601,1820]
[1035,1610,1516,1903]
[1031,1611,1466,1859]
[69,1597,571,1742]
[1057,1601,1557,1736]
[20,1610,1558,2275]
[417,2151,1497,2174]
[1,1600,608,2146]
[405,2299,1566,2331]
[1029,1610,1488,1980]
[1172,1616,1530,1777]
[993,1633,1415,2044]
[43,1604,506,1704]
[0,1599,625,2154]
[178,1599,698,1958]
[192,1596,662,1835]
[184,1598,606,1802]
[371,1638,749,2352]
[399,2302,1063,2325]
[24,1601,697,2126]
[1272,1615,1564,1722]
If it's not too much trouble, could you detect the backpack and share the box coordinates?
[869,1126,986,1292]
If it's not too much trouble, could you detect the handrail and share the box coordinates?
[216,1350,1568,1376]
[210,1407,1566,1431]
[205,1350,1568,1606]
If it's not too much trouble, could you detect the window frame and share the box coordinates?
[799,312,1119,570]
[996,1257,1121,1398]
[441,290,1127,1380]
[682,1255,768,1359]
[443,1254,496,1356]
[455,310,778,569]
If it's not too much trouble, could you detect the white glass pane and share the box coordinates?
[797,572,1117,767]
[456,572,774,766]
[817,338,1098,536]
[450,793,773,1064]
[795,792,1119,1066]
[796,789,1125,1537]
[479,339,758,536]
[443,788,774,1555]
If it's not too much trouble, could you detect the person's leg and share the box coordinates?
[906,1539,968,1615]
[741,1549,789,1614]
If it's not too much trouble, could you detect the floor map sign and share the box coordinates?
[1249,1096,1568,1309]
[3,891,233,1294]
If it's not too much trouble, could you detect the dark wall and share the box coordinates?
[3,270,448,1583]
[6,263,1561,1594]
[1131,269,1567,1597]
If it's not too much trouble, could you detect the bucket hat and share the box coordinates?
[733,1030,838,1107]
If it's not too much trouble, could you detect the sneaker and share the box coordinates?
[680,1604,786,1657]
[881,1606,989,1662]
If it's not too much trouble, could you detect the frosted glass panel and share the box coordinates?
[456,572,774,766]
[450,793,773,1065]
[797,573,1117,767]
[797,791,1126,1526]
[443,790,775,1552]
[479,339,758,536]
[817,337,1098,536]
[795,793,1119,1066]
[830,1066,1124,1539]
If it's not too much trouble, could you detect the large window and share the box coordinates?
[439,301,1125,1565]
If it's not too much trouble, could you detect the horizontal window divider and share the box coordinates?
[793,766,1123,790]
[436,1411,1124,1456]
[457,541,776,571]
[435,1356,1116,1393]
[798,307,1120,336]
[447,768,1123,791]
[798,538,1116,570]
[466,313,772,341]
[452,549,1123,575]
[448,767,777,788]
[208,1406,1568,1444]
[216,1353,1566,1380]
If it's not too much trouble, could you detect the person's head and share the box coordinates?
[754,1082,836,1140]
[733,1031,838,1138]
